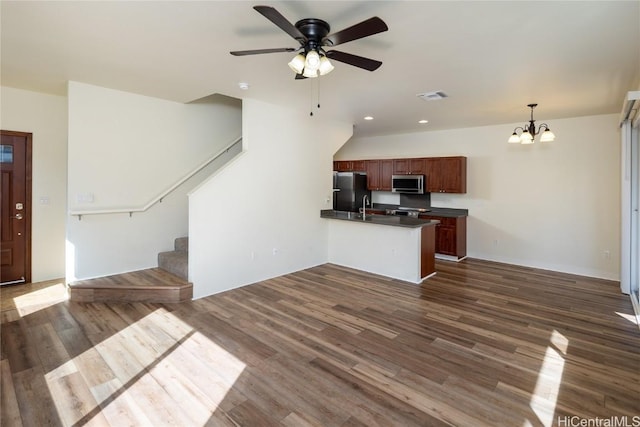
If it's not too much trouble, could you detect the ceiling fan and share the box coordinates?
[230,5,388,79]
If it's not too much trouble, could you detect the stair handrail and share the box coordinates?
[70,135,242,220]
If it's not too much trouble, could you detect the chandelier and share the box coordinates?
[508,103,556,144]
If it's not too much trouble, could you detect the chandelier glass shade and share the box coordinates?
[508,103,556,144]
[288,49,334,78]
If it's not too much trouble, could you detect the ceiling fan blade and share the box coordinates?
[254,5,307,42]
[325,50,382,71]
[323,17,388,47]
[230,47,296,56]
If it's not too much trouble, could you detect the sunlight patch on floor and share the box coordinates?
[45,308,246,426]
[12,282,67,317]
[528,330,567,427]
[615,311,639,325]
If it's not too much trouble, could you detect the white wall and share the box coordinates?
[189,98,352,298]
[66,82,241,281]
[336,114,621,280]
[1,86,68,282]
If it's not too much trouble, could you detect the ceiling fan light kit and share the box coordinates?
[288,54,305,74]
[302,50,322,77]
[318,56,335,76]
[230,5,388,80]
[508,103,556,144]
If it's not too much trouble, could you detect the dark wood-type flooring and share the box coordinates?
[1,259,639,426]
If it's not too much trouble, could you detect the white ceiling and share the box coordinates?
[2,1,639,137]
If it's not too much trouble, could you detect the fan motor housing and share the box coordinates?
[295,18,330,44]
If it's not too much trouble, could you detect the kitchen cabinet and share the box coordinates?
[424,156,466,193]
[365,159,393,191]
[336,156,466,193]
[419,214,467,259]
[334,160,366,172]
[393,158,426,175]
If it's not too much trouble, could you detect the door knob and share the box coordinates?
[11,213,23,220]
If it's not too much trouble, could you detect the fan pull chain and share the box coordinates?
[309,78,322,117]
[310,79,314,116]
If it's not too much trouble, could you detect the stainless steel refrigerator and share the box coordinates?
[333,172,371,212]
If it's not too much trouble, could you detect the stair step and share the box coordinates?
[158,250,188,280]
[174,236,188,252]
[68,268,192,303]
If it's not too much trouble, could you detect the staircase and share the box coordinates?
[158,236,189,280]
[68,237,192,303]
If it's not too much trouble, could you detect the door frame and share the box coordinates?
[1,130,32,284]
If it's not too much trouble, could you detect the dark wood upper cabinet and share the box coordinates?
[338,156,466,193]
[334,160,366,172]
[393,158,426,175]
[380,160,393,190]
[351,160,367,172]
[366,159,393,191]
[425,156,466,193]
[365,160,380,189]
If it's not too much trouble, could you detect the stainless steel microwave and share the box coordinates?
[391,175,424,194]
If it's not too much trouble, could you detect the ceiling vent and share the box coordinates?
[417,91,448,101]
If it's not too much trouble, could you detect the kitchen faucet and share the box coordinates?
[362,194,370,220]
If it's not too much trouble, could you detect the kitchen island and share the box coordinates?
[321,210,440,284]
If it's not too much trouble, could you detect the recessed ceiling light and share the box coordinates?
[364,116,374,121]
[418,119,429,124]
[238,82,250,90]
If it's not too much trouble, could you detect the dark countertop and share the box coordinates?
[423,207,468,218]
[321,210,439,229]
[370,204,468,218]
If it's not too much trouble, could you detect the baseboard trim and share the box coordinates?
[631,294,640,332]
[435,254,467,262]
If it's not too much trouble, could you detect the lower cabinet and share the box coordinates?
[419,215,467,259]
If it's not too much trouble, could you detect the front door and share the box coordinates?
[0,130,32,285]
